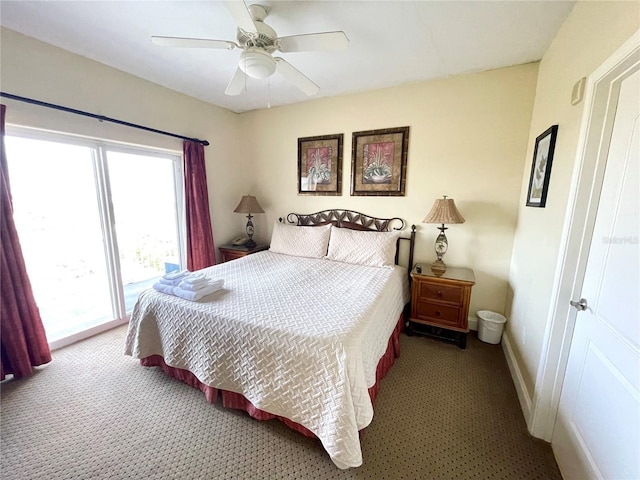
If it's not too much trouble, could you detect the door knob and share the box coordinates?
[570,298,588,311]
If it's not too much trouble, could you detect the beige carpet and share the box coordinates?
[1,326,561,479]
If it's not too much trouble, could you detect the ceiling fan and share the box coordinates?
[151,1,349,96]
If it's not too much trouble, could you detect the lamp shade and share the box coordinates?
[233,195,265,214]
[423,196,465,225]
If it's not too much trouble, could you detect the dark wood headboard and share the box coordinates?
[282,209,416,270]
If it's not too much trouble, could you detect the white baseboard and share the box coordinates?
[49,316,129,351]
[469,315,478,331]
[501,331,533,431]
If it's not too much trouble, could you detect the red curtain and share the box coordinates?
[0,104,51,380]
[183,140,216,270]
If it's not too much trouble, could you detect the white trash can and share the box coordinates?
[477,310,507,344]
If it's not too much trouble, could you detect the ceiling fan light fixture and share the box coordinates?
[239,48,276,79]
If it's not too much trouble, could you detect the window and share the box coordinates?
[5,128,184,348]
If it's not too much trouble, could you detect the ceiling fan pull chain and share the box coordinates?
[267,78,271,109]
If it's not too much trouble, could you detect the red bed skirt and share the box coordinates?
[140,314,403,439]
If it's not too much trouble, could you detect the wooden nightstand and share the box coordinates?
[408,265,475,349]
[218,244,269,263]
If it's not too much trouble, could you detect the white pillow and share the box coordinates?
[269,221,332,258]
[325,225,401,268]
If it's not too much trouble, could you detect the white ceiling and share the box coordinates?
[0,0,575,114]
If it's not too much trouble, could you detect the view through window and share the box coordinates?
[108,150,183,312]
[5,131,184,345]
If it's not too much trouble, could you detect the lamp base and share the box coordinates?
[430,259,447,276]
[245,214,256,249]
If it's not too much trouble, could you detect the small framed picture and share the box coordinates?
[526,125,558,208]
[297,133,343,195]
[350,126,409,196]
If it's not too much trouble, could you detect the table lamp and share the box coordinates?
[233,195,264,248]
[423,195,465,275]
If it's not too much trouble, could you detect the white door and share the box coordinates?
[551,68,639,478]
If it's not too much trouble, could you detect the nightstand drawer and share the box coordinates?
[221,250,247,262]
[414,301,462,328]
[408,266,475,347]
[417,282,463,304]
[218,244,269,263]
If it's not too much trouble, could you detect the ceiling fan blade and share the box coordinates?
[152,36,238,50]
[277,31,349,53]
[225,67,247,96]
[274,58,319,96]
[223,0,258,34]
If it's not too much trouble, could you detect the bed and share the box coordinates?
[124,209,416,468]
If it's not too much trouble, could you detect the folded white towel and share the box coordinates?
[153,282,175,295]
[178,276,209,290]
[178,280,207,291]
[163,269,190,281]
[160,277,185,286]
[205,279,224,291]
[159,270,190,286]
[180,273,207,285]
[172,281,224,301]
[178,278,224,292]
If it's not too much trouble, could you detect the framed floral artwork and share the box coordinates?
[526,125,558,207]
[297,133,343,195]
[350,126,409,196]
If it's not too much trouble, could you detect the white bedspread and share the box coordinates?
[124,251,409,468]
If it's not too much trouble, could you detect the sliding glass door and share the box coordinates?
[5,136,114,342]
[107,149,183,312]
[5,130,184,346]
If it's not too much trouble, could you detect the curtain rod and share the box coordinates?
[0,92,209,146]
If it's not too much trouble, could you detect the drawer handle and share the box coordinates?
[435,310,441,317]
[436,290,443,297]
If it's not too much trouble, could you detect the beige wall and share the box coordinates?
[240,64,539,318]
[0,28,246,260]
[506,0,640,398]
[2,24,544,328]
[0,30,541,321]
